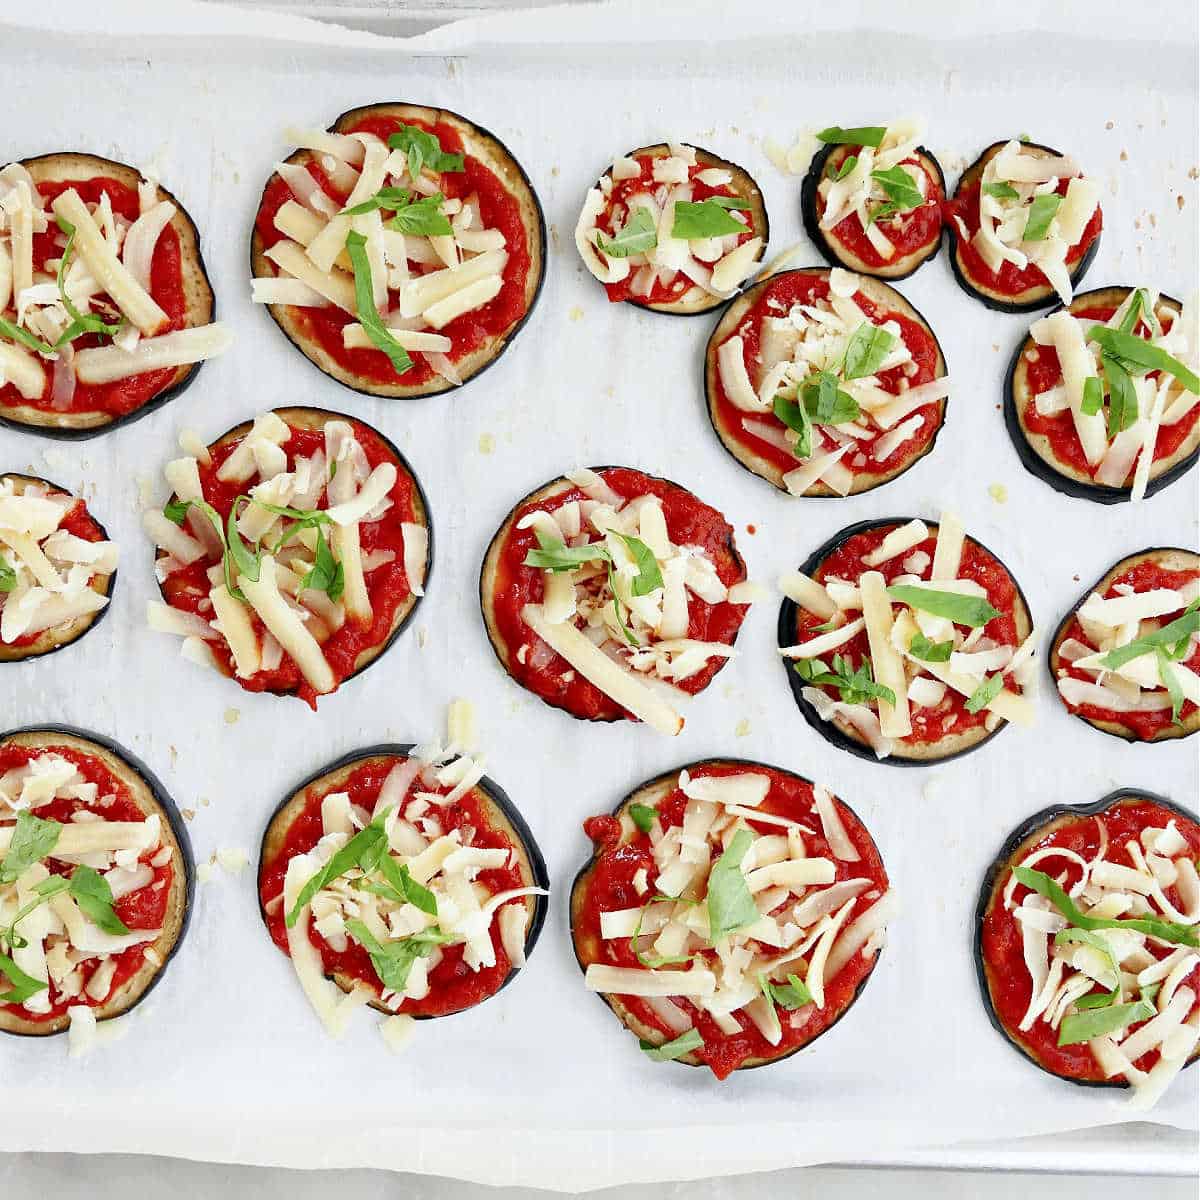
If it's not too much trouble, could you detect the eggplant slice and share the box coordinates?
[585,143,769,316]
[947,140,1100,313]
[1006,288,1197,503]
[801,143,945,280]
[478,466,746,723]
[778,517,1034,765]
[154,406,432,699]
[974,788,1200,1087]
[259,743,548,1019]
[0,152,215,439]
[570,758,885,1071]
[0,473,115,664]
[0,725,193,1037]
[250,102,546,400]
[1049,546,1200,743]
[705,267,948,495]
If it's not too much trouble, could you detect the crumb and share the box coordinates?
[988,483,1008,504]
[477,432,496,455]
[1072,575,1080,582]
[992,343,1000,352]
[921,777,940,803]
[135,475,154,507]
[417,626,428,649]
[549,224,560,249]
[196,863,213,884]
[181,807,196,822]
[1120,149,1128,161]
[1105,120,1114,130]
[168,745,178,766]
[568,305,584,322]
[735,718,751,738]
[1189,167,1198,180]
[223,707,240,725]
[200,797,210,808]
[216,847,249,874]
[745,523,757,535]
[1134,217,1142,230]
[1179,196,1186,211]
[551,165,559,177]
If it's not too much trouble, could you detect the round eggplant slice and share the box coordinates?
[580,143,768,316]
[947,140,1101,313]
[154,406,432,702]
[0,725,193,1037]
[0,152,215,439]
[1005,288,1198,503]
[0,473,115,664]
[704,267,948,495]
[478,466,747,726]
[974,788,1200,1088]
[778,516,1034,765]
[1049,546,1200,743]
[250,102,546,400]
[570,758,888,1074]
[258,744,548,1019]
[801,143,946,280]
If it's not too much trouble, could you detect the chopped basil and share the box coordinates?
[225,498,264,590]
[1086,326,1200,394]
[297,522,344,603]
[1158,651,1187,725]
[965,672,1004,715]
[886,585,1000,628]
[386,125,464,179]
[842,322,896,381]
[595,206,657,258]
[0,950,47,1005]
[671,199,747,240]
[285,811,392,927]
[1014,865,1200,948]
[809,616,841,633]
[629,894,696,968]
[0,812,61,886]
[1080,375,1104,416]
[0,553,15,593]
[640,1028,704,1062]
[816,126,887,148]
[380,856,438,915]
[761,972,812,1011]
[388,193,454,238]
[829,154,858,181]
[68,865,130,936]
[346,917,455,995]
[709,197,752,210]
[982,181,1020,201]
[869,166,923,219]
[1,875,71,950]
[1023,193,1062,242]
[0,313,55,354]
[1101,355,1138,438]
[908,632,953,662]
[613,533,664,596]
[345,229,414,377]
[1118,289,1146,335]
[794,653,896,708]
[1054,927,1120,1010]
[773,390,813,459]
[523,529,609,572]
[342,186,413,216]
[1058,999,1155,1047]
[55,231,123,346]
[706,828,760,941]
[1101,600,1199,669]
[163,498,191,526]
[629,803,658,834]
[805,370,860,424]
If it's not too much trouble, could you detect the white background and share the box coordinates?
[0,0,1196,1192]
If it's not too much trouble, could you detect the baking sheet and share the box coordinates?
[0,1,1197,1190]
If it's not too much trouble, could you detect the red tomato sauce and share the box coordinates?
[258,756,527,1017]
[1022,306,1197,480]
[948,177,1102,297]
[1057,561,1200,740]
[255,116,533,389]
[599,154,755,306]
[0,744,174,1023]
[159,419,419,710]
[489,467,747,721]
[816,145,943,267]
[795,524,1022,745]
[713,272,942,479]
[981,799,1200,1081]
[0,177,189,418]
[577,763,889,1079]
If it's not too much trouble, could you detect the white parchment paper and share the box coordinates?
[0,1,1196,1189]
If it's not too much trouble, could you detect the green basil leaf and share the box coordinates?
[628,896,694,969]
[706,828,761,941]
[595,206,657,258]
[1054,927,1121,1009]
[1023,193,1062,241]
[285,818,390,927]
[842,322,896,381]
[640,1028,704,1062]
[762,972,812,1011]
[773,390,813,459]
[56,231,122,344]
[377,855,438,916]
[298,526,345,602]
[965,672,1004,715]
[1101,601,1199,669]
[1157,651,1187,725]
[523,529,611,572]
[816,126,887,148]
[1117,289,1145,336]
[908,632,954,662]
[830,154,858,181]
[225,498,263,589]
[1080,376,1104,416]
[671,199,746,240]
[1087,326,1200,394]
[613,533,664,597]
[803,372,860,424]
[886,584,1001,628]
[0,316,54,355]
[606,562,640,648]
[386,125,464,179]
[388,193,453,237]
[792,654,895,707]
[2,876,71,950]
[0,950,48,1004]
[629,803,657,834]
[163,498,191,526]
[342,186,412,216]
[69,865,130,935]
[344,229,414,377]
[1102,355,1138,438]
[0,813,62,886]
[982,181,1020,201]
[1058,999,1155,1047]
[345,917,444,995]
[0,553,16,593]
[870,165,923,213]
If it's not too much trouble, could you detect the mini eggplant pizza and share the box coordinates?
[574,142,768,315]
[251,103,545,398]
[144,407,431,710]
[0,153,228,436]
[0,473,116,662]
[705,266,949,496]
[1050,547,1199,743]
[946,138,1102,312]
[778,513,1036,763]
[976,789,1200,1108]
[801,121,945,280]
[1006,287,1199,503]
[0,727,192,1044]
[479,467,755,736]
[258,727,548,1041]
[571,760,895,1079]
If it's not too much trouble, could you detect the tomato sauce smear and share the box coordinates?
[576,763,889,1079]
[255,115,533,390]
[489,467,747,722]
[981,799,1200,1082]
[259,756,528,1017]
[159,418,419,710]
[1057,560,1200,740]
[0,176,189,418]
[0,744,174,1024]
[713,272,942,480]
